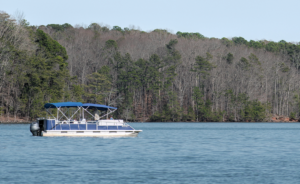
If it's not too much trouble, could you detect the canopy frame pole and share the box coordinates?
[62,108,70,120]
[65,107,70,119]
[58,107,69,121]
[69,107,81,120]
[82,107,84,119]
[45,108,56,119]
[82,106,91,130]
[83,106,96,119]
[80,107,81,120]
[100,109,116,119]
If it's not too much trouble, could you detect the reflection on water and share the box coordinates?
[0,123,300,183]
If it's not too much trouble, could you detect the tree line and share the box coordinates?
[1,11,300,122]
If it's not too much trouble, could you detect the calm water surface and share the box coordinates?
[0,123,300,184]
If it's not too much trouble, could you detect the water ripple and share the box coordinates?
[0,123,300,183]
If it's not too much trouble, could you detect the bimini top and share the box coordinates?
[44,102,117,111]
[82,103,117,111]
[44,102,83,108]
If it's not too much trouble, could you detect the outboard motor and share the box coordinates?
[30,122,40,136]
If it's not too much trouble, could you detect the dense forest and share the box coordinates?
[1,11,300,122]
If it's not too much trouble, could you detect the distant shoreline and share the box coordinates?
[0,122,31,124]
[0,121,299,124]
[128,122,300,123]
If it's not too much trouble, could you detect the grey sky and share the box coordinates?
[1,0,299,42]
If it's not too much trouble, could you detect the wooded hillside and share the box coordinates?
[1,11,300,122]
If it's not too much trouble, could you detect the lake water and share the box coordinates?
[0,123,300,184]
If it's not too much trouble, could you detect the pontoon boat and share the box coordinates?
[30,102,142,137]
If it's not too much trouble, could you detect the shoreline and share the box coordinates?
[0,122,31,124]
[0,121,299,124]
[0,115,298,124]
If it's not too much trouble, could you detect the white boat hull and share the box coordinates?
[42,130,142,137]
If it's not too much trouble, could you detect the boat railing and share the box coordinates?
[53,119,132,130]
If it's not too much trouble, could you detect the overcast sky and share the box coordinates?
[1,0,300,42]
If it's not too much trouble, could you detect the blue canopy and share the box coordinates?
[44,102,83,108]
[82,103,117,111]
